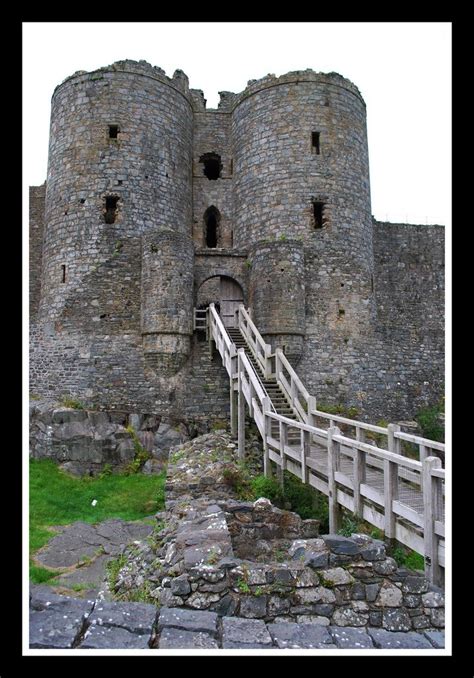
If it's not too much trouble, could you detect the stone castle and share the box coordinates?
[29,60,445,423]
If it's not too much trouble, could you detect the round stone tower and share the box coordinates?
[39,60,194,367]
[232,71,376,354]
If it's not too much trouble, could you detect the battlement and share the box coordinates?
[54,59,190,99]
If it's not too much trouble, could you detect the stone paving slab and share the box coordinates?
[268,622,333,649]
[36,519,153,568]
[159,627,218,649]
[328,626,374,649]
[221,617,273,648]
[30,608,87,649]
[30,594,446,650]
[367,628,433,649]
[423,630,445,648]
[80,624,150,649]
[88,601,158,635]
[30,584,95,612]
[158,607,218,636]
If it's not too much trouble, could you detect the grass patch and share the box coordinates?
[30,564,62,585]
[57,397,85,409]
[390,544,424,571]
[29,458,166,581]
[415,403,444,443]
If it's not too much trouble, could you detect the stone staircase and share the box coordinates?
[226,328,301,444]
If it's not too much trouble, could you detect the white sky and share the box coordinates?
[23,21,451,226]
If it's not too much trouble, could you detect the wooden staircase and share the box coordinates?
[226,327,300,444]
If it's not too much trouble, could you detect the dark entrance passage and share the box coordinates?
[197,275,244,328]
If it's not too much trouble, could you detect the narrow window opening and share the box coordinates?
[104,196,119,224]
[109,125,119,139]
[230,230,233,248]
[204,206,221,248]
[311,132,320,154]
[338,308,345,318]
[61,265,66,283]
[230,158,233,175]
[313,201,325,229]
[371,275,374,293]
[199,152,222,180]
[80,198,85,204]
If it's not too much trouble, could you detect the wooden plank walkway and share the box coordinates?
[204,303,446,586]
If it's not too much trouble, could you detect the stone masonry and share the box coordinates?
[29,60,444,422]
[30,432,445,651]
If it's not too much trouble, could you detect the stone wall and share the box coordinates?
[112,433,444,632]
[30,62,445,425]
[29,183,46,317]
[191,105,233,249]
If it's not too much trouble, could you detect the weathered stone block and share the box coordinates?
[374,581,403,607]
[239,595,268,618]
[221,617,272,648]
[158,607,218,636]
[328,626,374,649]
[321,535,360,555]
[159,627,218,649]
[368,628,433,649]
[268,622,333,649]
[382,608,412,632]
[81,624,150,649]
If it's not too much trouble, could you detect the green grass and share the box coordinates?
[29,458,166,582]
[390,544,424,571]
[415,403,444,443]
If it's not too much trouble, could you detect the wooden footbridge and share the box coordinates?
[194,304,446,586]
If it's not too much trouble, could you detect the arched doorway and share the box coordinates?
[197,275,244,328]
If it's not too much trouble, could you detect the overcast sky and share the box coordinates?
[23,21,451,226]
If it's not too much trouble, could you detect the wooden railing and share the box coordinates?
[264,412,445,586]
[237,305,274,379]
[203,304,446,586]
[208,303,237,380]
[275,348,316,426]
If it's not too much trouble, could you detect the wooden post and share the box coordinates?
[264,344,272,379]
[385,424,401,539]
[353,427,366,518]
[290,375,297,409]
[237,350,246,459]
[278,420,288,488]
[275,349,281,385]
[419,444,428,490]
[230,379,238,438]
[327,426,341,533]
[208,325,214,359]
[423,456,443,586]
[306,396,316,427]
[301,428,310,484]
[262,397,272,478]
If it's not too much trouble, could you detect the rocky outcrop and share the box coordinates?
[29,399,189,475]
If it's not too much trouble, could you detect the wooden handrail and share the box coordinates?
[209,303,233,352]
[394,430,445,451]
[204,302,445,586]
[311,409,388,434]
